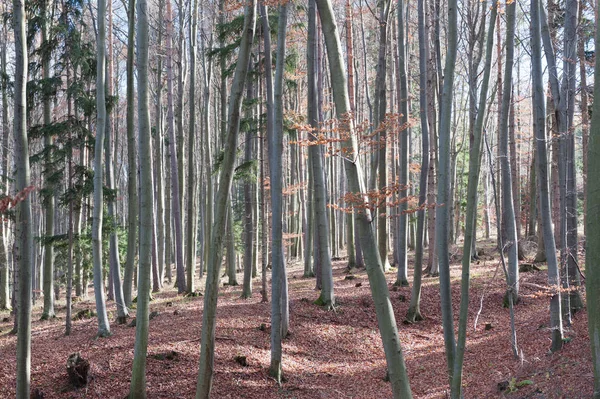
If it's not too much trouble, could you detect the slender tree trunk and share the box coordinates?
[450,1,497,394]
[532,0,564,352]
[123,0,138,307]
[195,2,256,395]
[129,0,154,393]
[41,0,55,320]
[586,0,600,389]
[316,0,413,396]
[14,0,33,394]
[499,0,519,304]
[0,25,8,311]
[405,0,431,323]
[395,0,409,286]
[106,0,128,322]
[242,74,254,298]
[166,0,186,293]
[92,0,111,338]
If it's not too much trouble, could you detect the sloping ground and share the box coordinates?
[0,244,593,398]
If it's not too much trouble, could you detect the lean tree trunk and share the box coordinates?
[449,1,497,394]
[434,0,460,389]
[154,0,165,288]
[186,0,199,293]
[498,0,519,304]
[269,3,291,382]
[315,0,413,396]
[374,0,392,272]
[129,0,154,394]
[0,28,8,310]
[166,0,185,294]
[123,0,137,307]
[195,1,256,395]
[395,0,409,286]
[242,75,254,299]
[41,0,55,320]
[345,0,357,268]
[306,0,334,308]
[405,0,431,323]
[106,0,128,322]
[92,0,111,338]
[532,0,564,352]
[14,0,33,395]
[586,0,600,393]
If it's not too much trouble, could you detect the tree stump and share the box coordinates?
[66,352,89,388]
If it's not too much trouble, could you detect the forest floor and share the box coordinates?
[0,238,593,398]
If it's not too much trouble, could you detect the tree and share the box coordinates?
[0,20,9,312]
[92,0,111,338]
[586,0,600,391]
[532,0,563,353]
[498,0,519,304]
[315,0,413,395]
[41,0,55,321]
[195,0,256,394]
[405,0,431,323]
[129,0,154,393]
[14,0,33,395]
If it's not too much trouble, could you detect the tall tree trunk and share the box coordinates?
[106,0,128,323]
[586,0,600,389]
[123,0,138,307]
[434,0,460,387]
[395,0,409,286]
[92,0,111,338]
[345,0,357,268]
[315,0,413,396]
[14,0,33,394]
[166,0,186,293]
[499,0,519,304]
[532,0,564,352]
[0,23,8,311]
[450,1,497,394]
[41,0,55,320]
[242,73,254,299]
[129,0,154,393]
[186,0,199,293]
[405,0,432,323]
[195,1,256,395]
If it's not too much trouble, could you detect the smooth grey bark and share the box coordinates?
[405,0,430,323]
[166,0,185,294]
[41,0,55,320]
[195,1,256,395]
[531,0,564,353]
[154,0,165,287]
[498,0,519,304]
[269,3,291,382]
[587,0,600,390]
[306,0,333,307]
[0,26,8,310]
[242,74,254,299]
[186,0,199,293]
[315,0,413,396]
[259,5,272,303]
[449,1,498,394]
[123,0,137,307]
[92,0,111,338]
[395,0,409,286]
[129,0,153,394]
[434,0,460,387]
[14,0,33,394]
[374,0,392,272]
[106,0,128,322]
